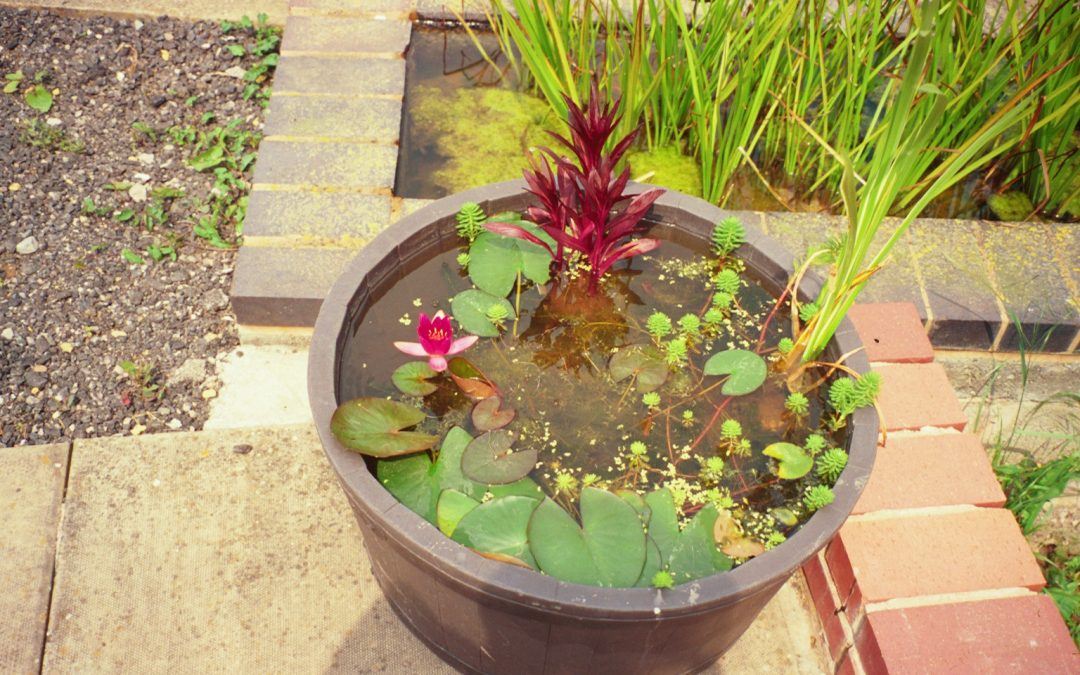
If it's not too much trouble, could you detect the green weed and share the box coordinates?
[18,118,83,153]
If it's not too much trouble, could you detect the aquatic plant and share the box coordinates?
[486,87,664,292]
[393,311,478,371]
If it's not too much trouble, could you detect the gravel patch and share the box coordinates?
[0,8,276,446]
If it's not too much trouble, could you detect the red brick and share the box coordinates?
[849,303,934,364]
[802,554,851,662]
[829,509,1045,613]
[854,433,1006,514]
[874,363,968,431]
[858,595,1079,674]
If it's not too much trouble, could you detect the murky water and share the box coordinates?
[338,229,837,519]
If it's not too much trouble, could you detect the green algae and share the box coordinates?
[625,145,703,197]
[410,86,561,194]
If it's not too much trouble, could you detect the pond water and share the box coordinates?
[338,226,841,535]
[396,24,989,219]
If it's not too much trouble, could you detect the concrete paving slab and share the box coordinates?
[0,443,69,675]
[204,344,311,429]
[42,424,829,673]
[43,426,448,674]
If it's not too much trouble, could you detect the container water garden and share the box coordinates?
[308,93,879,674]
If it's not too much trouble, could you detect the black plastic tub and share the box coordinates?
[308,181,877,675]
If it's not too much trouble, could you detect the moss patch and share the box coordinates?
[625,145,702,197]
[410,86,561,194]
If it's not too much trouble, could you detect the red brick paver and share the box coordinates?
[874,362,968,431]
[848,303,934,363]
[854,433,1006,514]
[827,509,1045,616]
[857,595,1079,674]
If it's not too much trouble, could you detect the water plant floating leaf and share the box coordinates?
[713,510,766,559]
[436,489,480,536]
[608,344,669,392]
[451,289,515,338]
[643,489,680,564]
[472,395,516,431]
[528,488,647,587]
[431,426,484,499]
[467,219,553,297]
[451,495,540,569]
[330,397,438,457]
[377,452,437,522]
[666,504,733,584]
[447,357,497,401]
[391,361,438,397]
[487,477,544,500]
[702,349,768,396]
[460,429,537,485]
[762,442,813,480]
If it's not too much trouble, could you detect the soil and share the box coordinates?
[0,7,273,447]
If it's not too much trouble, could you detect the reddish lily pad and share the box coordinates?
[447,357,497,401]
[391,361,438,397]
[330,397,438,457]
[460,429,537,485]
[472,395,516,431]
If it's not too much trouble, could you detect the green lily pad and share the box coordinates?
[643,489,680,564]
[702,349,768,396]
[609,344,669,392]
[377,452,437,522]
[451,495,540,569]
[330,397,438,457]
[451,289,514,338]
[634,537,664,587]
[487,477,544,500]
[391,361,438,397]
[447,357,497,401]
[527,488,647,587]
[763,442,813,479]
[468,219,554,296]
[461,429,537,485]
[472,395,516,431]
[667,504,733,583]
[431,426,484,499]
[436,489,480,536]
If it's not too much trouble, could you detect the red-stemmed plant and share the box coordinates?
[485,86,665,293]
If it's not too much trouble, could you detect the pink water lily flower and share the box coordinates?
[394,310,478,372]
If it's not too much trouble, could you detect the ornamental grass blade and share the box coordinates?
[330,397,438,457]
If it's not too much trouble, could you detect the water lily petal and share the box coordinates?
[394,341,429,357]
[428,355,448,372]
[447,335,479,355]
[422,311,453,355]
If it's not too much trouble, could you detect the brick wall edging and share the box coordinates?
[802,302,1078,674]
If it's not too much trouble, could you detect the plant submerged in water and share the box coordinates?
[394,310,478,371]
[485,85,665,293]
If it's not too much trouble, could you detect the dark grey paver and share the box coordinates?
[231,245,356,326]
[263,94,402,142]
[243,190,393,239]
[274,56,405,96]
[281,15,411,54]
[981,221,1079,352]
[908,219,1004,350]
[0,443,69,674]
[251,140,397,189]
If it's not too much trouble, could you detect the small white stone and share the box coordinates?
[115,71,125,82]
[45,117,62,127]
[136,152,154,166]
[224,66,247,79]
[1,327,13,340]
[16,236,39,255]
[167,418,183,430]
[132,172,152,183]
[128,183,148,203]
[133,19,144,30]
